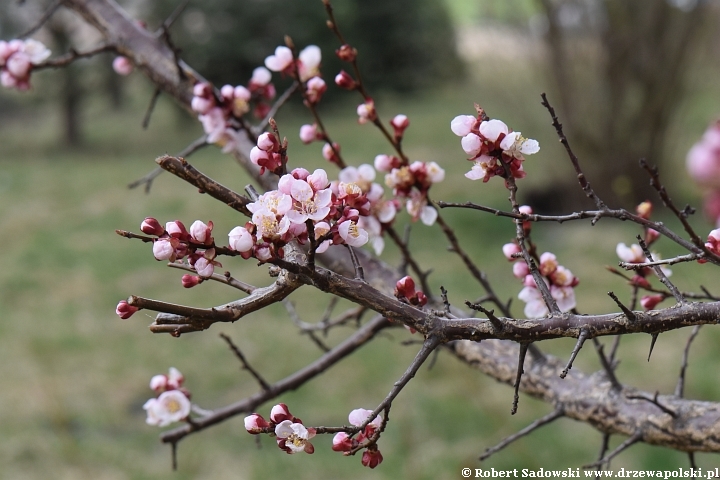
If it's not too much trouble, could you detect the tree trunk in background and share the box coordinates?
[536,0,713,210]
[49,20,83,147]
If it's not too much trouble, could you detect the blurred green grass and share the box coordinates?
[2,60,720,479]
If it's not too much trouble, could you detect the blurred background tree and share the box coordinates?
[147,0,464,95]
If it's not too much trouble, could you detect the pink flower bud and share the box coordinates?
[374,154,394,173]
[141,217,164,236]
[153,239,175,261]
[356,99,376,124]
[250,67,272,87]
[165,220,188,239]
[189,220,213,244]
[630,275,651,289]
[299,124,318,144]
[502,243,520,260]
[334,70,356,90]
[194,257,214,278]
[270,403,294,424]
[305,77,327,104]
[112,56,133,76]
[450,115,476,137]
[513,261,530,278]
[335,44,357,62]
[7,52,31,78]
[149,374,168,392]
[361,448,383,469]
[414,291,428,307]
[116,300,138,319]
[244,413,270,434]
[229,226,254,253]
[645,228,660,245]
[322,143,341,165]
[390,114,409,140]
[395,276,416,299]
[181,274,201,288]
[641,294,664,310]
[234,85,250,101]
[257,132,279,152]
[332,432,354,452]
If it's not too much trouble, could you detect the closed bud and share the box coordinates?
[181,274,201,288]
[335,44,357,62]
[141,217,164,236]
[334,70,356,90]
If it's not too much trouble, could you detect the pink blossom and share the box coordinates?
[111,56,133,75]
[479,119,509,142]
[228,226,254,252]
[305,76,327,104]
[149,374,168,392]
[513,261,530,278]
[539,252,558,276]
[299,124,319,144]
[298,45,321,81]
[152,239,175,261]
[322,142,342,165]
[275,420,315,454]
[550,285,576,312]
[264,46,294,72]
[286,181,332,224]
[500,131,540,159]
[116,300,138,319]
[248,190,293,217]
[518,286,548,318]
[166,367,184,389]
[338,220,368,246]
[194,257,214,278]
[374,154,396,172]
[270,403,297,424]
[250,66,272,87]
[461,133,482,156]
[257,132,279,152]
[339,164,375,192]
[189,220,213,244]
[143,390,191,427]
[253,208,290,241]
[348,408,382,432]
[616,243,645,263]
[244,413,270,434]
[391,114,409,140]
[357,99,376,124]
[451,115,476,137]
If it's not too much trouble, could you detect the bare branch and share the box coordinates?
[560,328,590,379]
[675,325,701,398]
[479,409,564,461]
[159,315,391,444]
[219,333,271,391]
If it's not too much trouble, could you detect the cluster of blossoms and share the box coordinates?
[687,120,720,225]
[0,39,51,90]
[616,202,671,310]
[503,214,579,317]
[244,404,316,454]
[143,368,192,427]
[374,155,444,226]
[331,408,384,469]
[334,164,397,254]
[227,167,371,262]
[244,405,383,468]
[451,112,539,184]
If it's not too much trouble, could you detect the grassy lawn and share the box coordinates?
[2,58,720,479]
